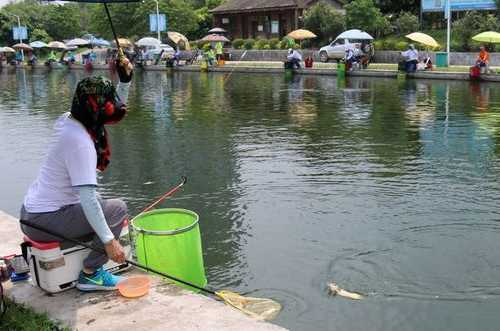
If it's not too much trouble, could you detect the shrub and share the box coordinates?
[278,39,289,49]
[382,38,397,50]
[373,40,384,50]
[232,38,245,49]
[395,41,408,51]
[394,12,419,36]
[197,40,210,49]
[263,44,271,50]
[243,38,255,50]
[269,38,280,49]
[255,39,269,49]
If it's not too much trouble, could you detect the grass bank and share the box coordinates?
[2,299,68,331]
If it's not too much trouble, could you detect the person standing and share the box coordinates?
[20,57,134,292]
[215,41,224,62]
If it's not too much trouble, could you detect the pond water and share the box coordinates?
[1,69,500,330]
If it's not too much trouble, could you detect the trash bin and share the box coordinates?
[436,52,448,67]
[131,208,207,291]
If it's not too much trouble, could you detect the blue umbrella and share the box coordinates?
[91,38,111,47]
[29,41,49,48]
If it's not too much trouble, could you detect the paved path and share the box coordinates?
[0,210,286,331]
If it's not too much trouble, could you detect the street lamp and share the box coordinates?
[152,0,161,41]
[5,12,24,61]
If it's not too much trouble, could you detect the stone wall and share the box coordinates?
[227,49,500,66]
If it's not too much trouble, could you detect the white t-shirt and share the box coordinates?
[24,112,98,213]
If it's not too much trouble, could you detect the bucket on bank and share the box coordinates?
[131,208,207,290]
[337,62,346,77]
[200,59,209,72]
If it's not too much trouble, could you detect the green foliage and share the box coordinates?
[382,38,397,50]
[255,38,269,49]
[452,12,499,51]
[373,39,384,50]
[268,38,280,49]
[30,28,51,42]
[243,38,255,50]
[303,1,345,45]
[263,44,271,50]
[345,0,390,37]
[376,0,419,15]
[3,299,70,331]
[232,38,245,49]
[278,39,289,49]
[395,41,408,50]
[393,12,419,35]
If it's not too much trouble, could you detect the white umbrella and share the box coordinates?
[208,27,226,34]
[66,38,90,47]
[29,41,49,48]
[48,41,66,49]
[0,47,16,53]
[336,29,374,40]
[136,37,161,47]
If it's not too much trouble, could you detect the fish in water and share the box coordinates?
[328,282,364,300]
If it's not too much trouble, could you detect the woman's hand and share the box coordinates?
[104,239,126,263]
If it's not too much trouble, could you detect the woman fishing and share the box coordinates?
[20,57,134,291]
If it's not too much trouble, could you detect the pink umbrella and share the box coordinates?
[201,34,230,43]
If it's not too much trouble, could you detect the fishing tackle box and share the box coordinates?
[22,222,131,294]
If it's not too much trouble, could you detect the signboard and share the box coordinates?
[422,0,496,12]
[12,26,28,41]
[149,14,167,32]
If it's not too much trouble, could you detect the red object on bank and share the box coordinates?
[470,66,480,79]
[305,56,313,68]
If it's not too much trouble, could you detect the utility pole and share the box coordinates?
[6,12,24,61]
[153,0,161,41]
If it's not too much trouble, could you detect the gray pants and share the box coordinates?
[20,199,128,269]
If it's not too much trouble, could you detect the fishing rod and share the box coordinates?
[140,176,187,214]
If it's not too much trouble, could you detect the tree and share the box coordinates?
[304,1,345,45]
[374,0,419,15]
[30,28,51,42]
[453,12,499,50]
[345,0,390,37]
[393,11,419,35]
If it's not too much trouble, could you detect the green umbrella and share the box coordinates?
[472,31,500,44]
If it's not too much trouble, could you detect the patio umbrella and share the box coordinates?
[29,41,49,49]
[135,37,161,47]
[167,31,190,50]
[113,38,133,48]
[208,27,226,34]
[0,47,15,53]
[287,29,317,41]
[91,38,111,47]
[406,32,440,49]
[66,38,90,47]
[472,31,500,44]
[201,34,230,43]
[336,29,373,40]
[48,41,67,49]
[12,43,33,51]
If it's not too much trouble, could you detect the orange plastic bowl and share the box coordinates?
[117,276,151,298]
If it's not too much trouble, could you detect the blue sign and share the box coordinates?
[422,0,496,12]
[149,14,167,32]
[12,26,28,41]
